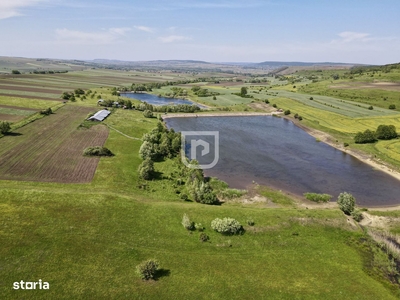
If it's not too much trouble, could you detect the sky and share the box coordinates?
[0,0,399,65]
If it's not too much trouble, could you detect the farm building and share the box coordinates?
[87,109,111,122]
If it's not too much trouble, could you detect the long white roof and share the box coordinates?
[87,109,111,121]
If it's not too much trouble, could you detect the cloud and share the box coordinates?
[134,26,154,33]
[158,35,190,43]
[334,31,371,43]
[0,0,47,19]
[55,28,131,44]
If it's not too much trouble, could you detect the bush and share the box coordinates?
[304,192,332,203]
[368,106,374,110]
[83,146,114,157]
[199,232,209,242]
[298,116,303,121]
[211,218,243,235]
[247,219,255,226]
[389,104,396,109]
[337,192,356,215]
[0,121,11,134]
[344,142,349,147]
[376,125,397,140]
[195,223,205,231]
[138,158,155,180]
[181,213,194,230]
[284,110,291,115]
[143,110,154,118]
[272,104,277,108]
[40,108,52,115]
[351,209,364,222]
[136,259,159,280]
[354,129,377,144]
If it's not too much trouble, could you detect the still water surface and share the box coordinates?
[121,92,203,107]
[166,116,400,207]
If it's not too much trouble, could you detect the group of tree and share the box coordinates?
[191,86,219,98]
[354,125,397,144]
[137,122,218,205]
[61,88,87,101]
[136,101,200,113]
[138,123,181,180]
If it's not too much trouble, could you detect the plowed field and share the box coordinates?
[0,105,109,183]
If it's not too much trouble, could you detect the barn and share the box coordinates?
[87,109,111,122]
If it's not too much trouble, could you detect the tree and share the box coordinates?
[0,121,11,134]
[354,129,377,144]
[11,70,21,74]
[143,110,154,118]
[138,158,155,180]
[136,259,159,280]
[240,87,248,97]
[376,125,397,140]
[337,192,355,215]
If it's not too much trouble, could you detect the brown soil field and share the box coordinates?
[0,104,38,111]
[0,93,60,101]
[330,81,400,92]
[0,114,24,122]
[0,84,63,94]
[0,105,109,183]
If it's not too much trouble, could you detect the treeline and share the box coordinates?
[355,125,398,144]
[138,122,218,205]
[136,102,200,113]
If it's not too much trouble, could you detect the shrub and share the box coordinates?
[368,106,373,110]
[195,223,205,231]
[40,107,52,115]
[284,110,291,115]
[351,209,364,222]
[389,104,396,110]
[337,192,356,215]
[309,97,313,100]
[272,104,277,108]
[138,158,155,180]
[143,110,154,118]
[199,232,209,242]
[354,129,377,144]
[376,125,397,140]
[344,142,349,147]
[211,218,243,235]
[136,259,159,280]
[0,121,11,134]
[294,113,299,119]
[304,192,332,203]
[247,219,255,226]
[180,193,188,201]
[182,213,195,230]
[83,146,114,157]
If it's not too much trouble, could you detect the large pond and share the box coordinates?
[121,92,204,107]
[165,115,400,207]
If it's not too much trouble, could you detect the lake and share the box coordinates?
[165,115,400,207]
[121,92,205,107]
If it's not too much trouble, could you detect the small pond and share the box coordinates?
[121,92,205,107]
[165,115,400,207]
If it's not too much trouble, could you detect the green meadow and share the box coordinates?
[1,62,400,298]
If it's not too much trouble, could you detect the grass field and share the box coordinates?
[1,106,399,299]
[1,62,400,298]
